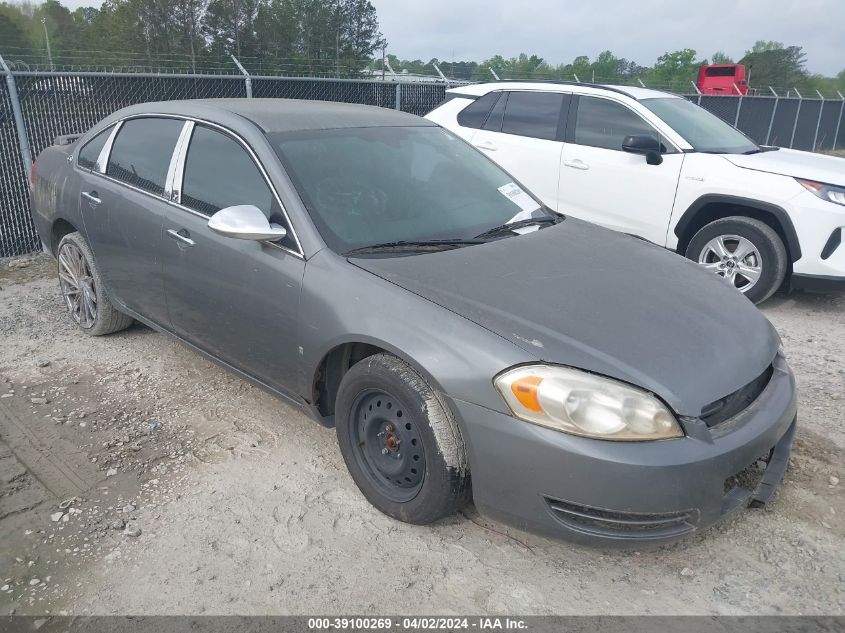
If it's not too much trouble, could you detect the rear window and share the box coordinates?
[77,128,111,171]
[500,92,566,141]
[106,118,184,196]
[457,92,500,129]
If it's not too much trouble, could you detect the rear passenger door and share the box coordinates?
[161,123,305,394]
[78,117,184,325]
[468,91,570,210]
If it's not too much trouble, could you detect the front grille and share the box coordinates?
[544,497,698,540]
[700,364,773,427]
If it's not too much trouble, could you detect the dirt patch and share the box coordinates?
[1,255,843,616]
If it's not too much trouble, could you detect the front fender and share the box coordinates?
[297,250,532,414]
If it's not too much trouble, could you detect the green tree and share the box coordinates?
[739,42,807,91]
[711,51,734,64]
[648,48,705,90]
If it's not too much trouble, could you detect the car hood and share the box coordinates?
[350,219,779,417]
[722,148,845,185]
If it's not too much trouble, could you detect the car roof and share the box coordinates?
[107,98,434,133]
[448,81,677,101]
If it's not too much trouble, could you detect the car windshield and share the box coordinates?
[641,97,760,154]
[269,126,556,255]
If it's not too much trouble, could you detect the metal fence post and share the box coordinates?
[231,55,252,98]
[789,88,803,149]
[395,82,401,111]
[812,90,825,151]
[0,54,33,178]
[835,91,845,151]
[733,83,743,127]
[765,90,779,146]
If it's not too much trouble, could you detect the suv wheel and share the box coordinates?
[57,232,134,335]
[685,217,787,304]
[335,353,470,524]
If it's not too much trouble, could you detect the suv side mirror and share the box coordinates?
[622,134,664,166]
[208,205,288,241]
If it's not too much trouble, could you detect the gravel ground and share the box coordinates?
[0,254,843,616]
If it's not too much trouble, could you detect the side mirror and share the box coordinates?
[207,205,287,241]
[622,134,664,166]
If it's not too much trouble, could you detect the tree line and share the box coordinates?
[0,0,384,74]
[383,42,845,96]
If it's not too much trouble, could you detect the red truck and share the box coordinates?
[697,64,749,95]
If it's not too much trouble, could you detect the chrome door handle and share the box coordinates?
[475,141,497,151]
[563,159,590,170]
[167,229,195,247]
[81,191,102,205]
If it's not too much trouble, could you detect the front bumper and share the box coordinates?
[450,353,797,547]
[790,191,845,280]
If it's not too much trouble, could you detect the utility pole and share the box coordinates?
[381,45,385,80]
[41,17,54,71]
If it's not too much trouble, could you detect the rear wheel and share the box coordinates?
[335,353,470,524]
[57,232,134,336]
[685,216,787,304]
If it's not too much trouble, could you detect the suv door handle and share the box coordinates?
[563,159,590,170]
[81,191,102,205]
[167,228,196,247]
[475,141,497,151]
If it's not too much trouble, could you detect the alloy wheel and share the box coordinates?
[58,242,97,328]
[697,234,763,294]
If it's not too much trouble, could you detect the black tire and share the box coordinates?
[335,353,470,524]
[57,232,134,336]
[685,216,788,304]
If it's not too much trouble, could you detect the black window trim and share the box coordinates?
[565,94,681,153]
[75,113,304,259]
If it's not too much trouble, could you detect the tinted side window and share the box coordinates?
[78,128,111,170]
[181,126,273,218]
[501,92,565,141]
[106,118,183,196]
[574,97,658,150]
[457,92,500,129]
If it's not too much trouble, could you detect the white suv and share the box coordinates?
[427,82,845,303]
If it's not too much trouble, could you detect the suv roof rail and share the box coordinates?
[467,79,640,98]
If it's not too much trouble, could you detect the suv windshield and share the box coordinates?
[270,126,556,254]
[641,97,759,154]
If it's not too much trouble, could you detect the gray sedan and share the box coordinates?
[30,99,797,547]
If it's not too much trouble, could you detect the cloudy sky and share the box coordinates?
[369,0,844,76]
[54,0,844,76]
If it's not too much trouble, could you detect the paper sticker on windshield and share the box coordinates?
[498,183,541,215]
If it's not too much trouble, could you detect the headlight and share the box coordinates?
[797,179,845,207]
[494,365,683,441]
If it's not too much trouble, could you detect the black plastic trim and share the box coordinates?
[821,228,842,260]
[790,273,845,293]
[674,194,802,262]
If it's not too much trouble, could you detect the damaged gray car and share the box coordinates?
[30,99,797,547]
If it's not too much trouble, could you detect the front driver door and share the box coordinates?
[161,123,305,394]
[559,95,685,246]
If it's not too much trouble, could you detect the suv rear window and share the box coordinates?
[500,92,566,141]
[106,118,184,196]
[457,92,500,129]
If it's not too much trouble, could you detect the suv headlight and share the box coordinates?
[797,179,845,207]
[494,365,683,441]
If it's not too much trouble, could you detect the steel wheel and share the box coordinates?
[349,389,426,503]
[697,234,763,294]
[58,241,97,328]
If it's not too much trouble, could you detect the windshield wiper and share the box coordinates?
[474,215,561,240]
[343,239,485,256]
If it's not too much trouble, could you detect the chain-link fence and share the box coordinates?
[1,69,844,258]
